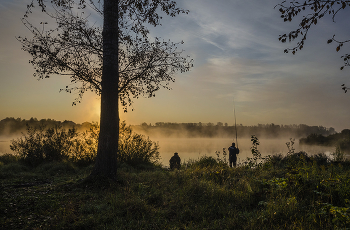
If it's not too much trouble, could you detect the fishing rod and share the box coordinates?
[233,97,238,148]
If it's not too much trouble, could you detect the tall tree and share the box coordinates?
[21,0,192,179]
[276,0,350,91]
[96,0,119,178]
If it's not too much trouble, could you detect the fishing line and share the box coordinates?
[233,97,238,148]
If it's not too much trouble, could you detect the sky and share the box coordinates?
[1,0,350,132]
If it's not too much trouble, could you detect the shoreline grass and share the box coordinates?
[1,153,350,229]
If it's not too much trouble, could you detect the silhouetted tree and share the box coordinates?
[19,0,192,179]
[276,0,350,91]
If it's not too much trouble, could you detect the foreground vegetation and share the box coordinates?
[1,151,350,229]
[2,125,350,229]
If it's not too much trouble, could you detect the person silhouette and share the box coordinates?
[228,143,239,167]
[169,152,181,170]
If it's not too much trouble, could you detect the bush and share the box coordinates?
[71,121,160,167]
[70,122,99,166]
[10,124,77,166]
[310,153,329,165]
[9,121,160,168]
[118,121,160,167]
[282,151,311,165]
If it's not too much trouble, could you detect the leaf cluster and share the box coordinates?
[245,135,266,168]
[19,0,193,109]
[276,0,350,72]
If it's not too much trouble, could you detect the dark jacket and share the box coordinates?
[170,154,181,169]
[228,146,239,161]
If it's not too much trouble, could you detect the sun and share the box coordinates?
[91,100,127,123]
[94,102,100,117]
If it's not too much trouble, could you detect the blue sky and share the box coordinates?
[1,0,350,132]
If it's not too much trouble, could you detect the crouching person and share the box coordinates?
[170,152,181,170]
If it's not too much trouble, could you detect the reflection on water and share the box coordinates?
[154,138,335,166]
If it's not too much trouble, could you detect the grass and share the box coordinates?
[1,154,350,229]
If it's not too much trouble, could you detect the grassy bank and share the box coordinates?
[1,153,350,229]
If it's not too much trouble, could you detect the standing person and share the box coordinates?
[169,152,181,170]
[228,143,239,167]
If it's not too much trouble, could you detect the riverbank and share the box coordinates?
[1,153,350,229]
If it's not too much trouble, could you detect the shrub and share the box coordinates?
[310,153,329,165]
[9,121,160,168]
[283,151,311,165]
[333,143,347,161]
[118,121,160,167]
[70,122,99,166]
[10,124,77,166]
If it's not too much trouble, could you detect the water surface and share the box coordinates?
[154,137,335,166]
[0,136,335,167]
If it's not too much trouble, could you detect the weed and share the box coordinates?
[215,147,228,164]
[245,135,270,168]
[333,144,346,161]
[286,138,296,155]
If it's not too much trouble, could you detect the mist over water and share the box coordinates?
[132,123,338,166]
[0,136,14,155]
[154,137,335,166]
[0,135,336,167]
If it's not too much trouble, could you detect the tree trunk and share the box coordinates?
[91,0,119,179]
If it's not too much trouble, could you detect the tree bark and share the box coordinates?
[91,0,119,179]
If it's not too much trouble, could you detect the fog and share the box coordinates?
[154,137,335,166]
[133,125,336,166]
[0,136,16,155]
[0,135,336,167]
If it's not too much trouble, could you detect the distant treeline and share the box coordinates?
[133,122,336,138]
[0,117,93,136]
[0,118,339,139]
[300,129,350,147]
